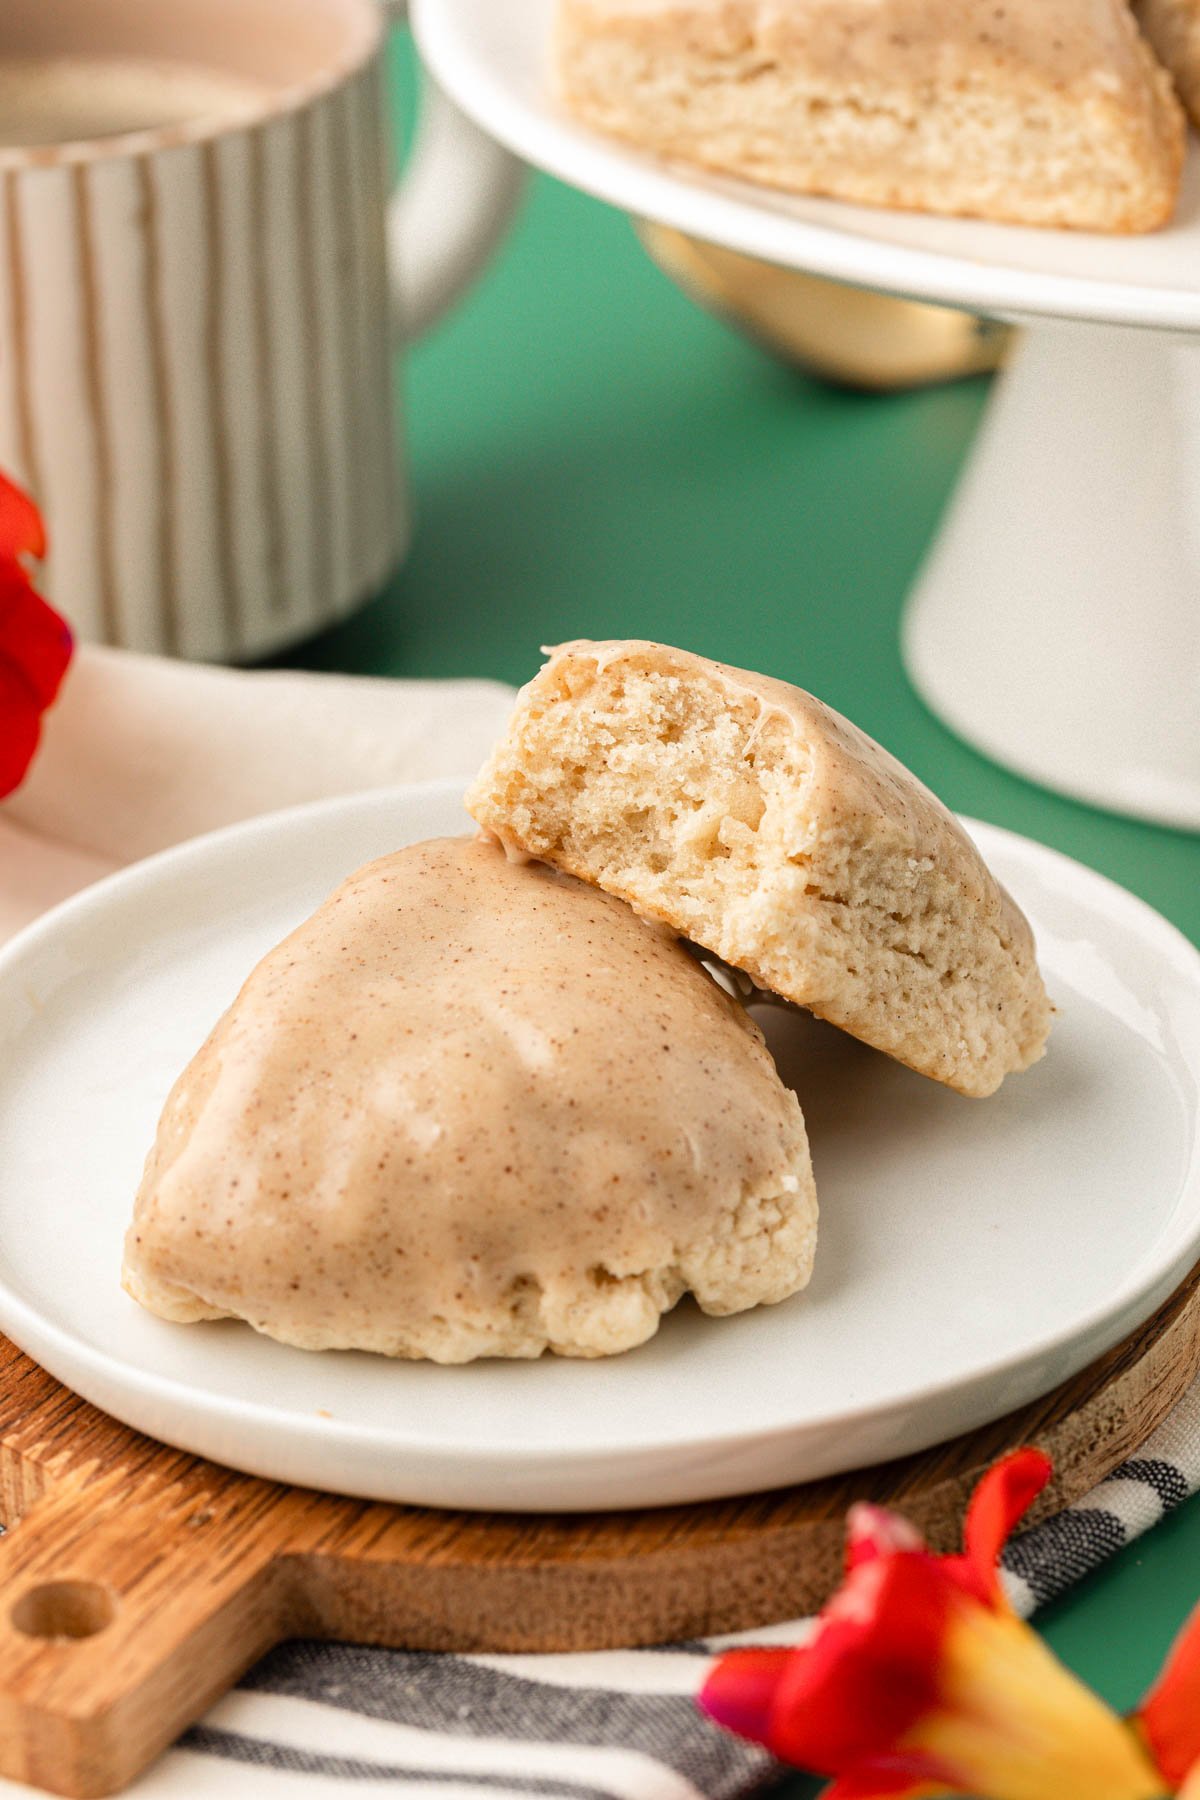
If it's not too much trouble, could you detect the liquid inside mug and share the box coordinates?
[0,0,521,660]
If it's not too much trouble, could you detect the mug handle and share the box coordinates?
[384,1,526,339]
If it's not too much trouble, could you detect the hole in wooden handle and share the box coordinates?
[11,1580,116,1642]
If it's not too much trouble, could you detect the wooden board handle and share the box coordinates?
[0,1475,290,1797]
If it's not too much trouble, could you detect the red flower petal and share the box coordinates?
[952,1448,1052,1603]
[1136,1594,1200,1785]
[0,563,73,712]
[0,661,42,800]
[0,469,46,562]
[773,1556,955,1771]
[700,1554,956,1773]
[0,472,71,799]
[700,1453,1162,1800]
[826,1768,953,1799]
[699,1648,792,1743]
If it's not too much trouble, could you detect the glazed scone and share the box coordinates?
[556,0,1185,232]
[466,642,1052,1099]
[123,837,817,1362]
[1136,0,1200,122]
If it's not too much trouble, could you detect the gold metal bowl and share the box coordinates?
[638,221,1011,391]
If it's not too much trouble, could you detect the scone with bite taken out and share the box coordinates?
[466,640,1053,1099]
[124,836,817,1362]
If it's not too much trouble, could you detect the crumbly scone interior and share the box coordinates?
[482,653,810,940]
[469,651,1051,1095]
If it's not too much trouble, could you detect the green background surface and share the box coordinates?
[289,32,1200,1788]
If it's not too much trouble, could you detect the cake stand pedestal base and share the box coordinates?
[904,322,1200,830]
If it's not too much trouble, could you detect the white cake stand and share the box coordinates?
[411,0,1200,830]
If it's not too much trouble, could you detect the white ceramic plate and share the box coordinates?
[1,780,1198,1511]
[412,0,1200,332]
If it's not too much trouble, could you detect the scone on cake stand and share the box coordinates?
[411,0,1200,831]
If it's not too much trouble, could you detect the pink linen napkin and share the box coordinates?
[0,646,515,943]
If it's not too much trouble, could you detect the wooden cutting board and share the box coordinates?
[1,1261,1198,1798]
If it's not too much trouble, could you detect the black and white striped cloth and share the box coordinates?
[9,1384,1198,1800]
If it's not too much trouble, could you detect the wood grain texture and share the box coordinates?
[0,1260,1198,1796]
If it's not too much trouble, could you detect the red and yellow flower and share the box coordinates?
[700,1448,1200,1799]
[0,471,72,799]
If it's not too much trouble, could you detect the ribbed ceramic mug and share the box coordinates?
[0,0,520,660]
